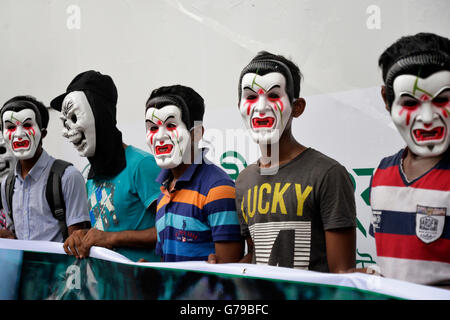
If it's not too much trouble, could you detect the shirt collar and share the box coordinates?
[15,149,51,182]
[155,148,205,189]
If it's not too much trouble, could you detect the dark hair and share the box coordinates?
[238,51,303,103]
[1,95,49,129]
[378,32,450,108]
[145,85,205,130]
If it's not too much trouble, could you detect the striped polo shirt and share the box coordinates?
[370,148,450,286]
[155,158,242,262]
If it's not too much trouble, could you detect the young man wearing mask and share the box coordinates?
[0,96,90,241]
[145,85,243,262]
[50,71,161,262]
[369,33,450,286]
[228,51,357,272]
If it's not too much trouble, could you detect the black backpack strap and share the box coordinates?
[46,159,72,241]
[5,171,15,226]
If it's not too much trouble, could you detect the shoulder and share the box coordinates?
[125,145,159,171]
[61,164,82,177]
[189,162,236,199]
[55,159,83,179]
[304,148,342,169]
[199,162,235,189]
[125,145,152,162]
[235,163,258,184]
[292,148,347,181]
[376,149,404,170]
[60,163,85,187]
[127,145,151,158]
[197,163,237,203]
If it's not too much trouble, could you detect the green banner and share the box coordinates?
[17,250,389,300]
[1,240,449,301]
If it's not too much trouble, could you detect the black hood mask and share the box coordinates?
[50,70,126,179]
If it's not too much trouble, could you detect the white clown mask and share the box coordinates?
[0,131,16,179]
[391,70,450,157]
[239,72,292,144]
[2,108,42,160]
[61,91,96,157]
[145,105,191,169]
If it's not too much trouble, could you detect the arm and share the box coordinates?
[67,221,91,235]
[0,229,16,239]
[65,227,158,259]
[65,153,160,258]
[325,227,356,273]
[204,179,244,263]
[88,227,158,249]
[319,164,357,273]
[208,240,244,263]
[62,167,92,234]
[239,236,254,263]
[65,221,92,255]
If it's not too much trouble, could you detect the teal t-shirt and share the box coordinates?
[86,145,161,262]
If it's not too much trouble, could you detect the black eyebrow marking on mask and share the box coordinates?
[266,84,281,92]
[146,114,175,126]
[164,115,175,122]
[434,87,450,97]
[243,86,257,93]
[399,92,417,99]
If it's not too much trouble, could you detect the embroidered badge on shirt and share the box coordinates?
[415,205,446,244]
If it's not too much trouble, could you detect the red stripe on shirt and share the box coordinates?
[410,169,450,191]
[375,232,450,264]
[372,166,450,191]
[371,166,404,188]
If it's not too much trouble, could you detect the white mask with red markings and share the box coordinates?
[391,70,450,157]
[239,72,292,144]
[2,108,42,160]
[145,105,191,169]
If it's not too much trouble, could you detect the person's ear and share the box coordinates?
[41,128,47,139]
[292,98,306,118]
[381,85,390,113]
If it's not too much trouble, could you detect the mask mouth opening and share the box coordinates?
[413,126,445,142]
[155,144,174,155]
[252,117,275,128]
[69,130,86,148]
[12,139,30,150]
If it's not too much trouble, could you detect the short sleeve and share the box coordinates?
[235,178,250,238]
[204,179,242,242]
[368,167,378,238]
[318,164,357,230]
[134,155,161,209]
[61,166,91,227]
